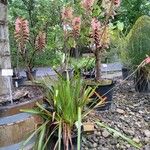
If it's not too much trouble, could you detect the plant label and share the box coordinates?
[1,69,13,76]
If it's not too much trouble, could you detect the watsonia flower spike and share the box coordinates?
[81,0,95,12]
[14,17,29,53]
[35,31,46,52]
[72,17,81,39]
[91,18,101,48]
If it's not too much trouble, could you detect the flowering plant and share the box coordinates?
[61,5,81,70]
[60,0,121,81]
[88,0,121,81]
[14,17,46,80]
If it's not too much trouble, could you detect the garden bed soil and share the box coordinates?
[0,85,44,107]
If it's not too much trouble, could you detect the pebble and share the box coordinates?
[102,129,110,138]
[116,108,125,114]
[93,143,97,148]
[132,137,140,143]
[144,130,150,138]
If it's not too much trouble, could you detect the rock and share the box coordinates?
[145,137,150,142]
[101,148,109,150]
[116,143,120,148]
[144,144,150,150]
[97,131,101,136]
[93,137,98,142]
[116,108,125,114]
[93,143,97,148]
[102,129,110,138]
[144,130,150,138]
[126,144,131,148]
[113,132,120,138]
[138,110,144,114]
[123,128,135,135]
[133,137,140,143]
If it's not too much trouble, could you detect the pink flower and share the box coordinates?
[15,18,29,34]
[15,18,22,33]
[81,0,95,11]
[91,18,101,48]
[61,6,73,21]
[14,18,29,52]
[72,17,81,26]
[72,17,81,38]
[114,0,121,7]
[91,18,101,31]
[23,20,29,34]
[145,57,150,64]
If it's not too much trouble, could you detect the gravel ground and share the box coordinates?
[82,78,150,150]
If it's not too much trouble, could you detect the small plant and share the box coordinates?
[14,17,46,80]
[71,57,95,72]
[22,73,101,150]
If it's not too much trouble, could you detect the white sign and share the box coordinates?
[1,69,13,76]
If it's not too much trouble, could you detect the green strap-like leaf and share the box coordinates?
[96,121,142,149]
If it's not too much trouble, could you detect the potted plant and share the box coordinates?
[71,57,95,78]
[21,72,101,149]
[21,72,142,149]
[125,15,150,92]
[77,0,121,110]
[14,17,46,80]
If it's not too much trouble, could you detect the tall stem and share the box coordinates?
[95,48,101,81]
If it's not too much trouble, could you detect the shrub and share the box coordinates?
[125,15,150,68]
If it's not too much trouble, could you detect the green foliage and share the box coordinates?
[125,15,150,67]
[110,27,129,66]
[116,0,150,32]
[71,57,95,71]
[22,73,97,149]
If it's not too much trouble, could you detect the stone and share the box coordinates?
[145,137,149,142]
[144,130,150,138]
[113,132,120,138]
[93,137,98,142]
[133,137,140,143]
[101,148,109,150]
[126,144,131,148]
[116,143,120,148]
[116,108,125,114]
[102,129,110,138]
[93,143,97,148]
[144,144,150,150]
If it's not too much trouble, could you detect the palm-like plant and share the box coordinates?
[21,72,102,150]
